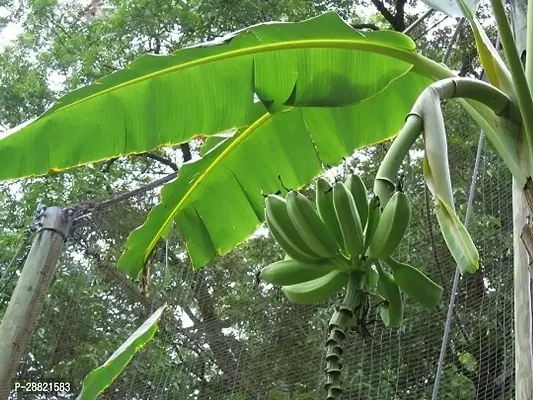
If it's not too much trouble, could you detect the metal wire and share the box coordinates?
[430,23,493,400]
[431,133,486,399]
[442,18,465,64]
[0,235,29,295]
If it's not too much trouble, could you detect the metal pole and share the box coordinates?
[0,206,72,399]
[403,9,435,35]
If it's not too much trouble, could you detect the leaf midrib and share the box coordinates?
[144,112,273,255]
[52,39,443,116]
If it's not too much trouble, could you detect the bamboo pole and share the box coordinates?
[0,206,72,399]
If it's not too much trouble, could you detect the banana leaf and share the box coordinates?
[0,12,433,180]
[119,71,432,276]
[76,305,166,400]
[0,12,461,276]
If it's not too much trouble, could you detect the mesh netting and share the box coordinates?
[3,9,517,400]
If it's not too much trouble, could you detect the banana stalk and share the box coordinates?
[324,272,365,400]
[373,78,517,275]
[374,78,521,209]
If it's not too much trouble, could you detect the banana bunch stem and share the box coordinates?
[324,272,364,399]
[374,77,523,208]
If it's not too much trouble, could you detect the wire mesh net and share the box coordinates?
[1,9,518,400]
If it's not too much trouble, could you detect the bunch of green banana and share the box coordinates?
[332,181,364,259]
[260,174,405,305]
[364,195,381,252]
[265,194,324,264]
[375,261,404,327]
[372,257,443,327]
[259,173,443,400]
[261,174,377,305]
[262,192,348,304]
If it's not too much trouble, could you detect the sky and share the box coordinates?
[0,22,23,49]
[0,7,23,50]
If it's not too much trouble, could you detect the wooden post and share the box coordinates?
[509,0,533,397]
[0,206,72,399]
[513,180,533,399]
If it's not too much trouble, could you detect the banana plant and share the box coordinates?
[0,0,532,397]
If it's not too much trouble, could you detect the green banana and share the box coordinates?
[316,178,345,252]
[365,264,379,289]
[376,262,404,327]
[332,182,364,258]
[282,270,347,305]
[367,189,411,260]
[265,195,323,264]
[260,259,338,286]
[364,195,381,252]
[384,257,443,308]
[286,191,340,258]
[345,174,368,227]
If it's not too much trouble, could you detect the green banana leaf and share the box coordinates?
[200,133,235,156]
[119,71,431,277]
[76,305,166,400]
[0,12,425,180]
[457,0,514,99]
[0,12,461,277]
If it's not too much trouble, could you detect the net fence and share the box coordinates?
[1,8,518,400]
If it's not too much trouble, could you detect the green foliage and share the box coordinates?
[0,48,53,128]
[77,305,166,400]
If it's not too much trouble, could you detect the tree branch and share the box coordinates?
[70,142,193,225]
[370,0,401,30]
[101,157,118,173]
[350,23,380,31]
[138,152,179,171]
[182,304,201,325]
[70,171,177,225]
[413,16,449,41]
[395,0,407,31]
[458,48,480,77]
[180,143,192,162]
[192,272,240,377]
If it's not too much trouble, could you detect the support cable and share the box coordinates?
[403,9,435,35]
[431,133,485,399]
[430,28,499,399]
